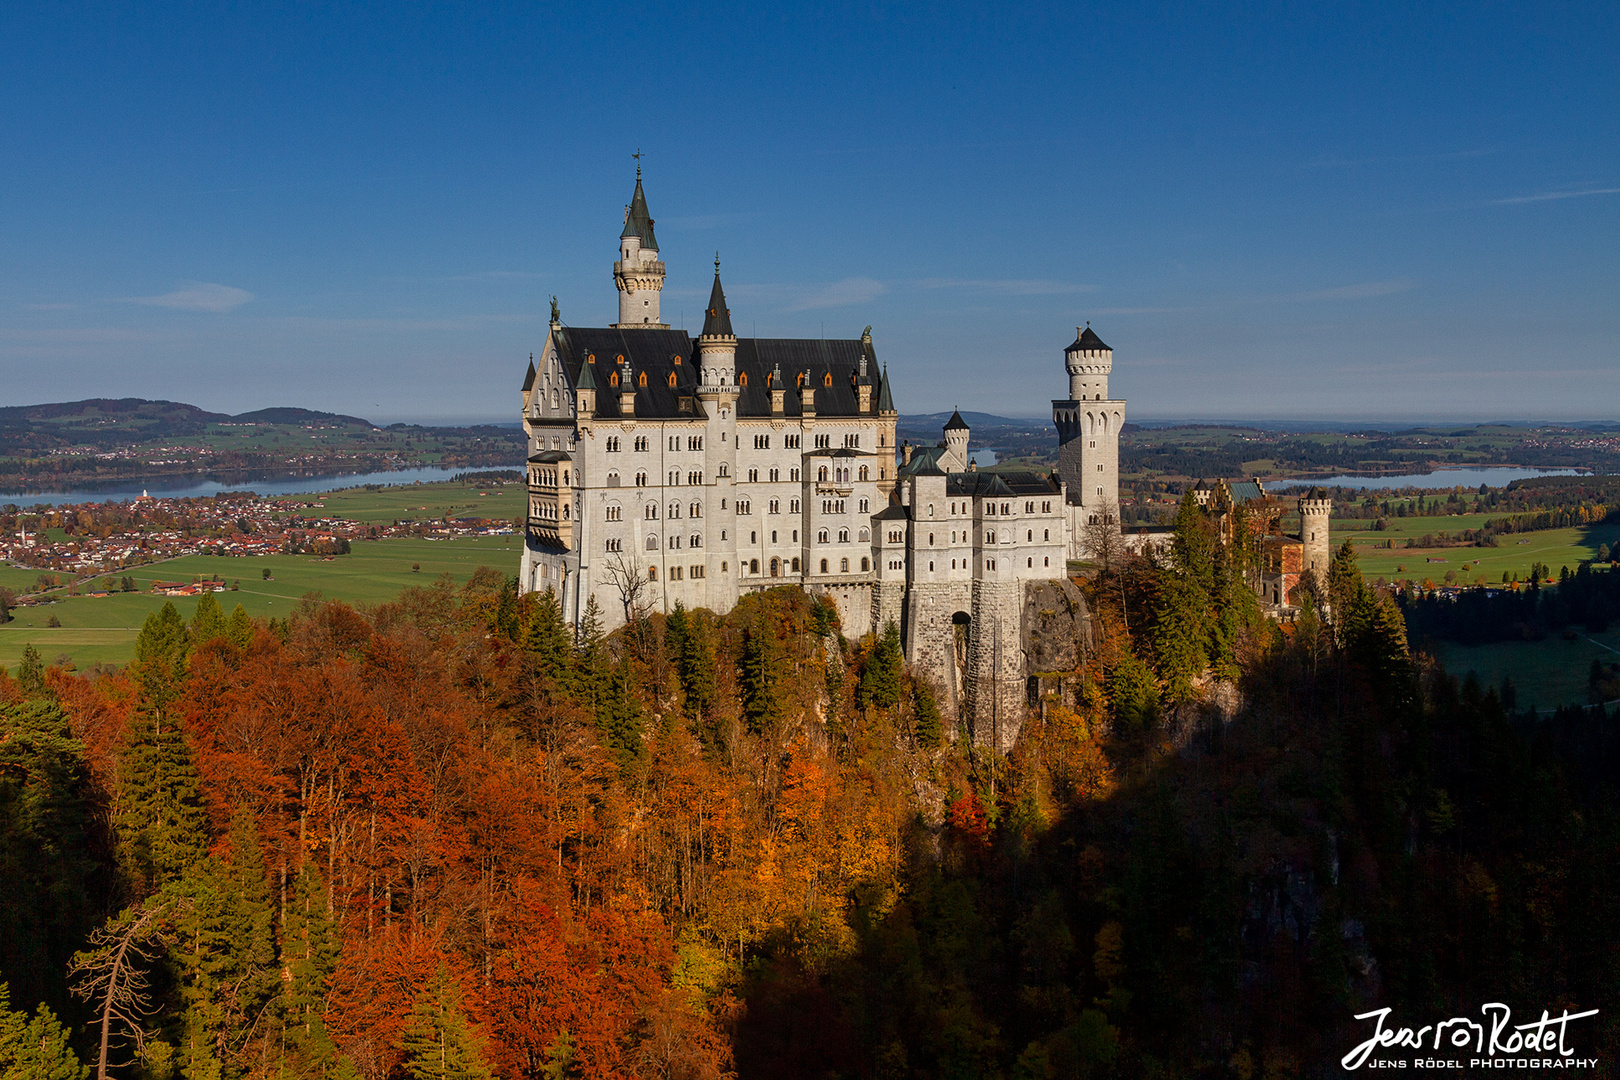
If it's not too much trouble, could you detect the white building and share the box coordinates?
[519,171,1127,745]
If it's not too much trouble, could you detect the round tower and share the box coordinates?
[613,167,667,329]
[1065,323,1113,401]
[943,409,970,471]
[1299,489,1332,588]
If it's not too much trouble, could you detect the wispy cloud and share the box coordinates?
[127,282,253,312]
[915,278,1096,296]
[785,277,887,311]
[1490,187,1620,205]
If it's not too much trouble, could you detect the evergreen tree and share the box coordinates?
[17,644,44,695]
[0,701,103,1021]
[539,1029,582,1080]
[224,605,254,651]
[189,594,226,645]
[570,595,606,712]
[857,622,903,711]
[912,681,944,749]
[0,983,87,1080]
[281,866,352,1079]
[666,604,717,722]
[399,966,492,1080]
[594,654,645,766]
[738,606,783,734]
[1149,573,1209,704]
[173,812,278,1080]
[524,588,572,688]
[114,713,209,896]
[134,602,191,712]
[1106,649,1160,732]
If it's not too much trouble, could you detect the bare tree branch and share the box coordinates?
[70,894,186,1080]
[603,551,653,626]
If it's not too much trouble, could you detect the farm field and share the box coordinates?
[1,533,521,671]
[283,481,524,524]
[1432,627,1620,712]
[1337,515,1620,585]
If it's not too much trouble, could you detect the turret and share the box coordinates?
[942,409,970,471]
[574,354,598,417]
[1299,488,1332,589]
[697,257,738,392]
[799,370,816,416]
[612,167,668,329]
[618,358,636,416]
[1065,324,1112,401]
[769,365,786,416]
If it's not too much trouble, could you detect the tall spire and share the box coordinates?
[700,258,735,339]
[620,172,658,250]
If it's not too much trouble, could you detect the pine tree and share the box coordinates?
[913,681,944,749]
[174,812,279,1080]
[594,654,645,766]
[225,605,254,650]
[738,606,783,734]
[570,595,606,712]
[399,966,492,1080]
[133,602,191,712]
[114,713,209,896]
[281,867,353,1080]
[678,614,718,722]
[0,983,87,1080]
[857,622,903,711]
[524,588,572,688]
[189,594,226,645]
[1106,650,1160,732]
[539,1029,582,1080]
[17,644,44,695]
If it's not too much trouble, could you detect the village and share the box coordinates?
[1,487,517,602]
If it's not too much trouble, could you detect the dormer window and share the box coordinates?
[638,371,648,387]
[609,371,620,387]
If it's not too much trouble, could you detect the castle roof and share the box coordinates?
[1067,325,1110,352]
[700,270,734,338]
[944,409,970,431]
[620,175,659,250]
[877,365,895,412]
[552,327,884,421]
[522,359,536,391]
[946,470,1060,497]
[873,503,910,521]
[1227,480,1264,504]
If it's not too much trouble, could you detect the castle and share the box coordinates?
[519,171,1328,747]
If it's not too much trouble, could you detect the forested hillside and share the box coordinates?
[3,500,1617,1078]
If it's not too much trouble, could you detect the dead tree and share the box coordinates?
[603,551,653,626]
[69,896,182,1080]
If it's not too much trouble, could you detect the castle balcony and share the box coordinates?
[613,260,666,277]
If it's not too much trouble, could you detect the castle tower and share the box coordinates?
[612,168,668,329]
[942,409,970,471]
[1053,324,1126,555]
[696,258,737,391]
[1299,489,1332,590]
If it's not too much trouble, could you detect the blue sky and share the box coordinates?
[1,2,1616,423]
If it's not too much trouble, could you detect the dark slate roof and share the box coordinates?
[898,444,950,477]
[620,175,658,250]
[877,366,895,412]
[1228,480,1264,504]
[874,503,909,521]
[528,449,572,463]
[944,409,970,431]
[946,470,1060,498]
[551,327,880,420]
[522,359,536,391]
[1067,325,1110,352]
[701,272,734,338]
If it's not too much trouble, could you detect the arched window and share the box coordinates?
[690,502,701,517]
[668,502,680,519]
[667,372,677,387]
[823,372,832,387]
[1043,529,1049,541]
[819,558,829,574]
[749,559,759,574]
[770,557,780,577]
[690,533,701,547]
[648,566,657,580]
[817,529,829,543]
[860,557,869,571]
[635,471,647,487]
[646,534,658,550]
[607,471,620,487]
[551,389,559,408]
[791,557,800,572]
[645,505,658,519]
[609,371,620,387]
[739,372,748,386]
[858,527,869,542]
[817,466,828,482]
[672,354,682,365]
[638,371,648,387]
[840,557,849,572]
[858,465,868,481]
[719,463,729,476]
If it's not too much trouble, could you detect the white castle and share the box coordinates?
[518,171,1178,744]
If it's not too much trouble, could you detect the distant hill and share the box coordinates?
[230,406,373,427]
[0,398,380,450]
[901,411,1052,430]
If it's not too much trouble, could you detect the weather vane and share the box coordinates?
[632,148,642,176]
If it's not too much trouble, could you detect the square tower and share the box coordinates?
[1052,325,1125,554]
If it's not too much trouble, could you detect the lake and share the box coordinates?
[0,465,513,507]
[1271,467,1586,492]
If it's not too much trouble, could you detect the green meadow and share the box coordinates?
[282,481,524,524]
[2,533,522,671]
[1433,627,1620,713]
[1334,514,1619,585]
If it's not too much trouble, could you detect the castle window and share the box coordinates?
[673,354,682,365]
[605,504,621,521]
[669,502,681,519]
[739,372,748,386]
[838,528,849,543]
[689,471,702,485]
[861,557,869,571]
[1044,557,1050,567]
[858,498,869,513]
[858,466,868,481]
[738,499,751,514]
[1043,529,1049,541]
[690,502,702,518]
[817,466,828,482]
[820,559,829,574]
[604,539,621,552]
[648,566,657,580]
[769,467,779,482]
[646,534,658,549]
[858,527,869,542]
[818,529,829,543]
[669,566,682,580]
[791,557,801,572]
[669,535,681,549]
[635,471,647,487]
[639,372,648,387]
[1027,530,1032,542]
[928,505,935,516]
[1002,503,1010,515]
[749,559,759,574]
[770,557,780,578]
[607,471,620,488]
[1043,501,1051,513]
[1025,502,1034,513]
[646,505,658,519]
[1027,558,1033,568]
[824,372,833,387]
[669,470,680,485]
[840,557,849,572]
[610,371,620,387]
[718,463,729,477]
[607,436,620,452]
[1097,486,1104,496]
[769,499,779,514]
[722,561,728,573]
[789,498,800,513]
[748,468,759,482]
[771,530,777,543]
